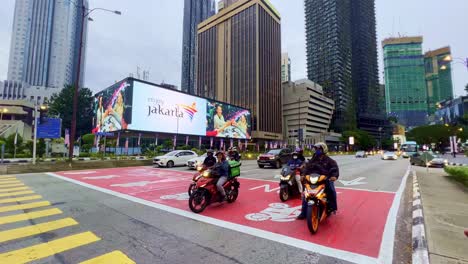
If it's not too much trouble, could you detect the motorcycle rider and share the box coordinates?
[228,147,241,162]
[203,149,217,168]
[287,151,304,193]
[296,147,306,162]
[297,142,339,219]
[213,151,230,201]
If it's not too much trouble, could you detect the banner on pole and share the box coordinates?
[186,136,189,146]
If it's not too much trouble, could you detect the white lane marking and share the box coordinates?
[240,177,397,194]
[377,165,411,264]
[339,177,367,186]
[63,171,96,175]
[83,175,120,180]
[413,199,421,206]
[111,178,179,187]
[46,172,378,264]
[249,184,280,193]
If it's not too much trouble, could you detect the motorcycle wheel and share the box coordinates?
[279,186,289,202]
[189,190,209,213]
[306,204,320,234]
[226,187,239,203]
[188,183,196,196]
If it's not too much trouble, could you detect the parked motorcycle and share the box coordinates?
[188,169,240,213]
[303,174,329,234]
[278,167,301,201]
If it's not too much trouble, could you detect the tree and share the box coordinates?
[4,133,23,154]
[341,130,376,150]
[48,85,94,138]
[406,124,467,150]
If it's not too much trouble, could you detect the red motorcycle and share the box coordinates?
[188,169,240,213]
[188,165,206,196]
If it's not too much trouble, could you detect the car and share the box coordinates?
[186,153,217,169]
[257,148,292,168]
[153,150,198,168]
[381,151,398,160]
[355,151,367,158]
[410,152,448,168]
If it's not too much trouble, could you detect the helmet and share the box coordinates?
[313,142,328,154]
[207,149,214,153]
[215,151,226,158]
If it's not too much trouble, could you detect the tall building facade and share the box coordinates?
[383,37,428,127]
[282,79,334,144]
[304,0,380,132]
[425,46,454,114]
[281,53,291,83]
[197,0,282,140]
[7,0,88,89]
[181,0,215,95]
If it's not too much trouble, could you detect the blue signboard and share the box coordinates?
[37,118,61,139]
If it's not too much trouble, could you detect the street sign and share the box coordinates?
[37,118,61,139]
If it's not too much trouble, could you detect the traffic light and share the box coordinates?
[38,105,48,124]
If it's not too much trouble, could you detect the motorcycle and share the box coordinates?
[304,174,329,234]
[188,169,240,213]
[188,165,206,196]
[278,166,301,201]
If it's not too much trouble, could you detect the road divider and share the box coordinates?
[0,208,62,225]
[0,218,78,243]
[0,194,42,204]
[79,250,136,264]
[0,201,51,213]
[0,190,34,198]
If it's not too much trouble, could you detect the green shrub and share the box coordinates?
[444,166,468,187]
[82,134,95,145]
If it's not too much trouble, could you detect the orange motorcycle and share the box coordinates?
[303,174,329,234]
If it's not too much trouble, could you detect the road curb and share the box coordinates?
[447,162,468,166]
[412,171,430,264]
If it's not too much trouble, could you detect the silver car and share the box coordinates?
[381,151,398,160]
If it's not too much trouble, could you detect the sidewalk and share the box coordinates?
[415,167,468,263]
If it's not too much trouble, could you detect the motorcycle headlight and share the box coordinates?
[444,159,448,164]
[426,162,431,166]
[281,175,291,181]
[309,177,319,184]
[196,166,203,171]
[269,157,276,160]
[203,170,211,177]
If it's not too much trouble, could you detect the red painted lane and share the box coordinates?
[56,167,394,258]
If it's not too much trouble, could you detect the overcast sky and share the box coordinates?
[0,0,467,96]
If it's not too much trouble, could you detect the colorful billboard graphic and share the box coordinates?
[93,79,251,139]
[92,80,133,133]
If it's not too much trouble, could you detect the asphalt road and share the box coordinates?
[0,155,414,264]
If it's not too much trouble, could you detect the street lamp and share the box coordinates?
[68,3,121,160]
[0,108,8,120]
[440,56,468,71]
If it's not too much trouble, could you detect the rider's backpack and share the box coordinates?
[228,160,241,177]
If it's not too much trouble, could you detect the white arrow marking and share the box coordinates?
[63,171,96,175]
[110,178,179,187]
[249,184,280,193]
[338,177,367,186]
[83,175,119,180]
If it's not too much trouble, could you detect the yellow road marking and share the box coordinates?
[0,178,17,181]
[0,187,30,193]
[0,180,22,185]
[0,190,34,198]
[0,201,50,213]
[79,250,136,264]
[0,231,101,264]
[0,183,25,188]
[0,208,62,225]
[0,218,78,243]
[0,195,42,204]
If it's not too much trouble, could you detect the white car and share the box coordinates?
[381,151,398,160]
[153,150,198,168]
[187,154,207,169]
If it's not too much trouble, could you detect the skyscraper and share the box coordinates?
[383,37,427,127]
[304,0,381,132]
[181,0,215,95]
[197,0,283,140]
[7,0,88,89]
[281,53,291,83]
[425,46,454,114]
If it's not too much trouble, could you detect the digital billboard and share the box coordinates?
[93,79,251,139]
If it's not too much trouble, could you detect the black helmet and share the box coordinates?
[207,149,214,154]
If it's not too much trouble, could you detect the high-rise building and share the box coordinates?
[281,53,291,83]
[425,46,454,114]
[7,0,88,89]
[282,79,334,145]
[181,0,215,95]
[197,0,282,140]
[304,0,381,132]
[218,0,240,11]
[383,36,428,127]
